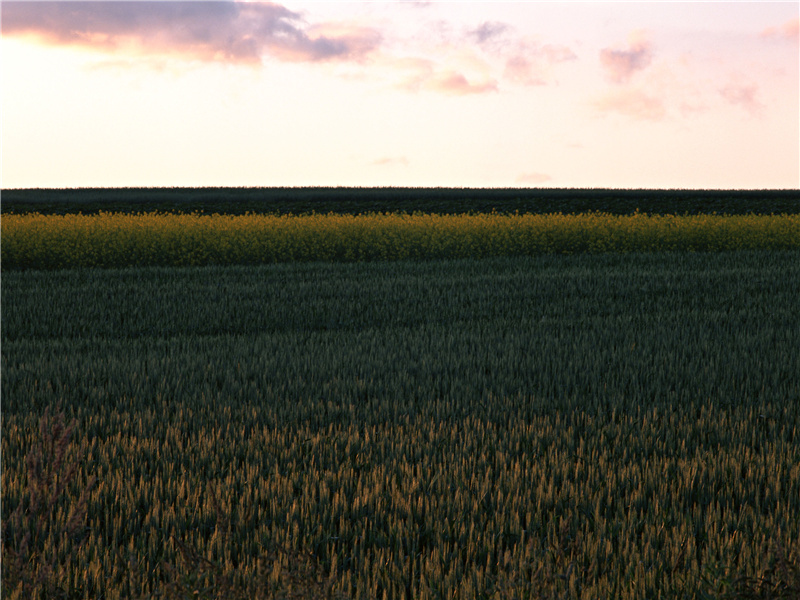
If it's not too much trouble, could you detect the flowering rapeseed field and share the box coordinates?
[3,211,799,269]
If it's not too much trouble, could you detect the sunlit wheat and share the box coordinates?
[3,251,799,598]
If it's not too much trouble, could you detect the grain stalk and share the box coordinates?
[2,404,341,599]
[152,485,341,599]
[702,539,800,600]
[2,404,96,600]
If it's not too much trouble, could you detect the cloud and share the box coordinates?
[541,44,578,64]
[503,44,575,86]
[372,156,409,167]
[760,17,799,42]
[1,1,381,65]
[426,71,498,95]
[593,89,667,121]
[516,172,552,185]
[504,56,546,86]
[599,30,653,83]
[393,57,497,95]
[468,21,510,45]
[719,83,763,115]
[457,18,576,88]
[398,0,434,8]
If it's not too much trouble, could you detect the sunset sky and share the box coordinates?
[2,1,798,190]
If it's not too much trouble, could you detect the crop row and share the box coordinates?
[3,211,799,269]
[3,251,799,598]
[3,187,799,216]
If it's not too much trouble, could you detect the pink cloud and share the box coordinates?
[464,20,576,88]
[503,44,575,86]
[594,89,667,121]
[372,156,409,167]
[599,31,653,84]
[395,58,497,95]
[719,83,763,115]
[516,172,552,185]
[760,17,799,42]
[541,44,578,64]
[504,56,546,86]
[0,1,381,64]
[427,72,498,95]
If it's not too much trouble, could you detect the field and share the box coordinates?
[3,211,800,270]
[2,188,800,599]
[3,187,799,216]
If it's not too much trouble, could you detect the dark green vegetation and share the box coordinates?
[3,251,799,598]
[3,186,799,216]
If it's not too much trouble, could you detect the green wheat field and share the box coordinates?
[2,188,799,599]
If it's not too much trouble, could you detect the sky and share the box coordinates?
[1,1,798,189]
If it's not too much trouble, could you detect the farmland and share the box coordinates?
[3,186,799,216]
[3,245,800,598]
[3,211,800,270]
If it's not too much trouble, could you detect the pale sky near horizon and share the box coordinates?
[1,1,798,189]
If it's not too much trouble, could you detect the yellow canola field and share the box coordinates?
[3,211,799,269]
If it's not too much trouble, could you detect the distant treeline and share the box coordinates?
[2,186,799,216]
